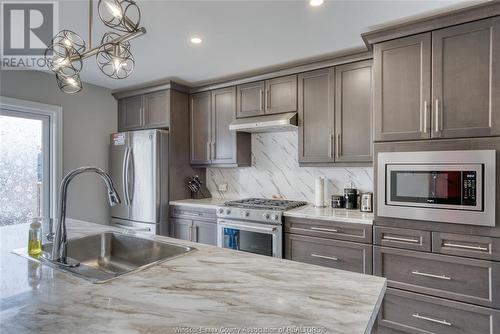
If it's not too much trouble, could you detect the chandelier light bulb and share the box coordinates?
[309,0,324,6]
[105,0,123,19]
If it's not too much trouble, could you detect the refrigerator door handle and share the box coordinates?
[128,148,135,204]
[123,147,130,206]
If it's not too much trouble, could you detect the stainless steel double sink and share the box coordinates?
[37,232,195,283]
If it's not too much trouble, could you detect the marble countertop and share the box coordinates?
[169,198,229,209]
[284,205,374,225]
[1,220,385,334]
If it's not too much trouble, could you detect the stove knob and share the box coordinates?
[273,214,279,221]
[242,211,250,217]
[225,209,232,215]
[263,213,270,220]
[218,208,224,214]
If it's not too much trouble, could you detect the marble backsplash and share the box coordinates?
[206,131,373,205]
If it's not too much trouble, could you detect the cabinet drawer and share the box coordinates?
[374,246,500,308]
[374,226,431,251]
[285,234,372,274]
[432,232,500,261]
[170,205,216,221]
[378,288,500,334]
[285,217,372,243]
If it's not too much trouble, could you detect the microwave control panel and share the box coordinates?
[462,171,477,206]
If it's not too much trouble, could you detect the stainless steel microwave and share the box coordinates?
[377,150,496,227]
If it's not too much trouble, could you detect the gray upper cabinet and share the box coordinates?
[118,95,144,131]
[236,75,297,118]
[298,68,335,164]
[432,17,500,139]
[118,90,170,131]
[212,87,238,164]
[236,81,265,118]
[335,60,373,162]
[191,88,251,167]
[265,75,297,115]
[144,90,169,129]
[190,92,212,165]
[374,33,431,142]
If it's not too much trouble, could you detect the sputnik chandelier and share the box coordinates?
[44,0,146,94]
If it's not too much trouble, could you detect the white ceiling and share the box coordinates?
[55,0,472,90]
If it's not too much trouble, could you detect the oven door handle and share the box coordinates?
[218,221,278,233]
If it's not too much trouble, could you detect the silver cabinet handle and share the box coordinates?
[266,90,270,110]
[443,242,489,252]
[193,225,199,243]
[435,99,440,132]
[259,89,263,111]
[310,227,338,233]
[411,270,451,280]
[311,253,338,261]
[423,100,428,133]
[328,134,333,158]
[382,235,420,244]
[412,313,452,326]
[336,134,341,158]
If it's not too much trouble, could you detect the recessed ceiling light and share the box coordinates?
[309,0,324,7]
[190,36,202,44]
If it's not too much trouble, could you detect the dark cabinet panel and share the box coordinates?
[374,246,500,308]
[378,288,500,334]
[193,220,217,246]
[170,218,192,241]
[212,87,237,164]
[432,17,500,139]
[190,92,212,165]
[285,233,372,274]
[374,226,431,252]
[334,60,373,162]
[432,232,500,261]
[144,90,169,128]
[118,95,144,131]
[374,33,431,141]
[297,68,335,164]
[265,75,297,114]
[236,81,265,118]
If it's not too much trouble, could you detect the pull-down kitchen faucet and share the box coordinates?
[49,167,120,267]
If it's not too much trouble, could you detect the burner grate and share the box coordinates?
[224,198,307,210]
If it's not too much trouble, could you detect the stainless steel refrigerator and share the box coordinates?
[109,129,169,235]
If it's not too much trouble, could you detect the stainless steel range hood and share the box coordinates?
[229,112,298,133]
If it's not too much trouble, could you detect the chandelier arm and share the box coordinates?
[69,27,146,61]
[89,0,93,49]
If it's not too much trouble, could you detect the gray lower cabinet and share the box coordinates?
[374,246,500,309]
[169,206,217,246]
[373,33,431,142]
[432,232,500,261]
[236,75,297,118]
[190,88,251,167]
[118,90,171,131]
[377,288,500,334]
[285,233,372,274]
[334,60,373,162]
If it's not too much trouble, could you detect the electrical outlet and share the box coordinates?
[218,183,228,192]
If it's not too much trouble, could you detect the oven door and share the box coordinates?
[217,219,282,258]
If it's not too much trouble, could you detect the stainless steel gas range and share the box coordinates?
[216,198,307,258]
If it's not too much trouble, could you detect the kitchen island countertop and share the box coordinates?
[0,220,385,334]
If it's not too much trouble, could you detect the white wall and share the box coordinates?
[0,70,117,224]
[207,131,373,205]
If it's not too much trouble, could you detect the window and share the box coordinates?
[0,97,61,226]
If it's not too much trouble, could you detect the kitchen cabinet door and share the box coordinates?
[144,90,169,129]
[334,60,373,162]
[373,33,431,141]
[211,87,237,164]
[170,218,192,241]
[297,68,335,164]
[190,92,212,165]
[193,220,217,246]
[236,81,265,118]
[118,95,144,131]
[432,17,500,139]
[265,75,297,115]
